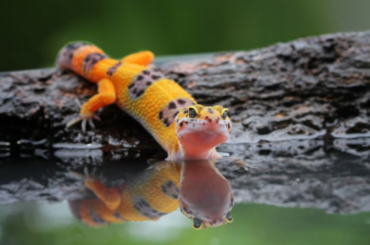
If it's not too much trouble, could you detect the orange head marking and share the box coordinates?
[175,104,231,159]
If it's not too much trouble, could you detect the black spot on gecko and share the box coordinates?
[161,181,179,199]
[159,111,163,120]
[107,61,122,76]
[133,197,166,219]
[113,212,126,221]
[129,69,164,100]
[89,204,107,224]
[168,102,176,109]
[164,118,169,126]
[207,108,214,114]
[83,53,107,75]
[178,99,186,105]
[136,90,144,97]
[158,98,194,127]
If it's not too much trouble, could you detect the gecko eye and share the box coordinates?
[225,212,233,223]
[221,108,229,120]
[193,218,203,230]
[188,106,198,118]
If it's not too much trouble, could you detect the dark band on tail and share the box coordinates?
[82,53,107,75]
[57,42,91,70]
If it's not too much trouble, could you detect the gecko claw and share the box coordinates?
[93,115,101,121]
[66,116,100,133]
[88,119,95,129]
[74,98,82,107]
[227,157,261,172]
[68,170,86,180]
[66,114,100,133]
[82,119,87,133]
[66,117,83,128]
[66,98,101,132]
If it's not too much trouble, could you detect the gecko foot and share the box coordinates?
[66,99,101,133]
[228,157,261,172]
[66,114,101,133]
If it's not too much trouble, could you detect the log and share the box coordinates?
[1,32,370,214]
[2,32,370,146]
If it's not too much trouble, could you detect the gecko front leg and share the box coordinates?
[67,78,116,132]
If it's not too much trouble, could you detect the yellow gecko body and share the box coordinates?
[69,160,234,229]
[58,43,231,160]
[69,161,181,227]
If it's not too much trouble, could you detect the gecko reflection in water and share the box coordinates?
[68,160,234,229]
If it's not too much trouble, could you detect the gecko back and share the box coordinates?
[58,42,196,159]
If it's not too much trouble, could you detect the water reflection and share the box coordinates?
[68,160,234,229]
[179,160,233,229]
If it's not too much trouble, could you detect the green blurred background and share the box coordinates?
[1,202,370,245]
[1,0,370,72]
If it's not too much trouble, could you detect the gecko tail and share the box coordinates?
[57,42,91,70]
[57,42,111,82]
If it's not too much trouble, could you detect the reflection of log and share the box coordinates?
[2,32,370,147]
[217,140,370,214]
[1,142,370,215]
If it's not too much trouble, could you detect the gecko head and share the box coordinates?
[180,193,235,230]
[175,104,231,159]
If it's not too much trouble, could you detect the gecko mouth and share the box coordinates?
[176,118,230,149]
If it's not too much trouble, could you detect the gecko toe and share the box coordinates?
[66,117,83,128]
[88,119,95,129]
[81,119,87,133]
[93,115,101,121]
[66,114,100,133]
